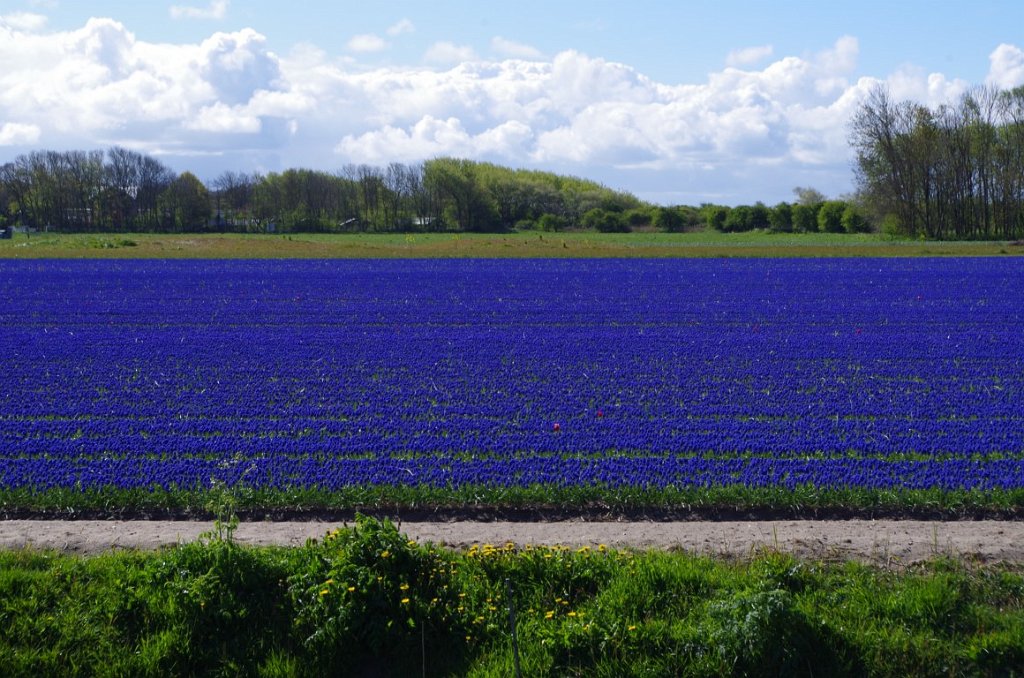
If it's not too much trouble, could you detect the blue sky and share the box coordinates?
[2,0,1023,204]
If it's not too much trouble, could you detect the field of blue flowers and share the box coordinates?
[1,258,1021,507]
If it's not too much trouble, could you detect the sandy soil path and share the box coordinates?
[3,519,1024,564]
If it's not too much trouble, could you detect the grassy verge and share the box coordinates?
[2,515,1023,677]
[0,230,1021,258]
[3,484,1024,519]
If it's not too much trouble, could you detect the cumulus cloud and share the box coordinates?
[0,122,41,145]
[184,102,260,133]
[726,44,773,67]
[386,19,415,37]
[424,41,477,65]
[0,14,1016,203]
[347,33,388,53]
[987,43,1024,89]
[337,116,534,163]
[0,11,47,32]
[0,18,282,138]
[170,0,229,20]
[491,36,542,60]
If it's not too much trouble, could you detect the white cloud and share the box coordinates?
[347,33,388,53]
[424,41,477,65]
[184,102,260,133]
[386,19,415,37]
[726,44,773,67]
[491,36,542,60]
[987,43,1024,89]
[0,18,281,137]
[170,0,229,20]
[0,15,1015,203]
[0,12,48,32]
[337,116,534,163]
[0,122,41,145]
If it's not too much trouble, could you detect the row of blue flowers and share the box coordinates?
[0,257,1021,492]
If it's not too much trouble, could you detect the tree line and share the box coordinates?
[2,146,872,236]
[851,84,1024,239]
[0,151,658,234]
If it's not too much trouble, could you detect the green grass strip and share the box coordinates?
[2,515,1023,676]
[3,483,1024,518]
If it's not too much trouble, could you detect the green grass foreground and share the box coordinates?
[5,484,1024,519]
[2,516,1023,677]
[1,230,1022,258]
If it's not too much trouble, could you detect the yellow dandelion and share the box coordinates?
[545,610,555,619]
[381,550,390,559]
[628,625,637,632]
[401,597,410,604]
[400,583,410,591]
[347,586,356,592]
[324,579,334,585]
[319,589,330,596]
[567,611,577,617]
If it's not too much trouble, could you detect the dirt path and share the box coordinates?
[3,519,1024,564]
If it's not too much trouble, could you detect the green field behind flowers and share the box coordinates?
[1,229,1022,259]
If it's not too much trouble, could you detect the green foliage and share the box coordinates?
[701,204,729,231]
[653,206,701,232]
[750,201,771,230]
[536,212,568,232]
[623,207,655,228]
[150,537,293,673]
[653,206,682,232]
[158,171,211,232]
[851,84,1024,240]
[842,204,872,233]
[2,520,1024,676]
[817,200,848,233]
[792,202,820,232]
[724,205,753,232]
[287,516,478,675]
[769,201,793,232]
[581,207,629,232]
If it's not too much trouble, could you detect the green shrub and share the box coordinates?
[287,516,478,676]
